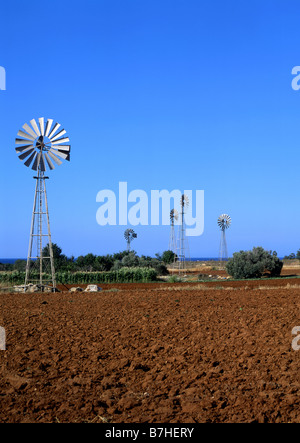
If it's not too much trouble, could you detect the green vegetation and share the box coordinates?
[0,267,158,285]
[283,250,300,260]
[226,247,283,279]
[161,250,176,264]
[0,244,176,284]
[168,275,181,283]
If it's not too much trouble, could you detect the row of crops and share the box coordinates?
[0,267,158,285]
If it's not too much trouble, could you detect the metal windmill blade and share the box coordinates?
[217,214,231,231]
[15,118,71,171]
[170,209,179,225]
[180,194,189,208]
[124,228,137,241]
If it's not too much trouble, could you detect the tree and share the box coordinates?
[42,243,69,271]
[95,254,114,271]
[150,260,169,276]
[284,253,296,260]
[112,250,130,261]
[122,251,139,267]
[161,250,176,264]
[75,253,97,271]
[13,259,27,271]
[226,246,283,279]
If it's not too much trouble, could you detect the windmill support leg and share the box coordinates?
[44,178,56,289]
[39,176,43,285]
[175,205,190,276]
[25,179,38,290]
[24,171,56,291]
[219,230,228,262]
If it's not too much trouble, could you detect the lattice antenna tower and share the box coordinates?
[217,214,231,261]
[15,118,70,291]
[175,194,190,274]
[169,209,178,253]
[124,229,137,251]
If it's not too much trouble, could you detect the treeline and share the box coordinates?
[0,245,176,276]
[283,250,300,260]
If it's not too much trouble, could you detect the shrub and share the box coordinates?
[226,247,283,279]
[168,275,181,283]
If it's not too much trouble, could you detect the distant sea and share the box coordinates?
[0,258,27,264]
[0,257,221,264]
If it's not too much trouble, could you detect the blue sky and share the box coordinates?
[1,0,300,259]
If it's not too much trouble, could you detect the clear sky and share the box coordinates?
[1,0,300,259]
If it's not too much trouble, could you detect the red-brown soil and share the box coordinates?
[1,278,300,423]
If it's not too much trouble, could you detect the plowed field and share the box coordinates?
[1,278,300,423]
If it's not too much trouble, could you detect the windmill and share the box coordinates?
[124,228,137,251]
[217,214,231,261]
[169,209,178,253]
[174,194,190,274]
[15,118,70,291]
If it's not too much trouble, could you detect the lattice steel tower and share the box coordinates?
[15,118,71,291]
[217,214,231,261]
[175,195,190,274]
[169,209,178,253]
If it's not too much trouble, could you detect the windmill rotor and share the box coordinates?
[170,209,179,225]
[124,228,137,242]
[15,118,71,171]
[180,194,189,209]
[217,214,231,231]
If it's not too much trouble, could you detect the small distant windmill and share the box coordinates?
[217,214,231,261]
[124,229,137,251]
[169,209,178,253]
[174,194,190,274]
